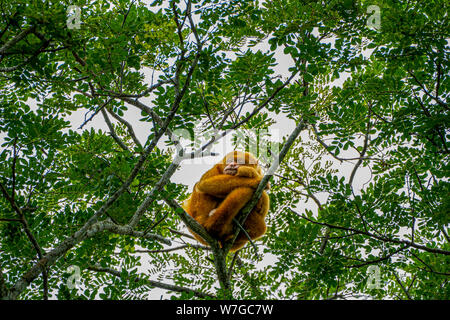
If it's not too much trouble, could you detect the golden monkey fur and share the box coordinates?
[183,151,269,251]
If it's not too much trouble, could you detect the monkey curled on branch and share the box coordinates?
[183,151,270,251]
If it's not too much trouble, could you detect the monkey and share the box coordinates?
[183,151,270,251]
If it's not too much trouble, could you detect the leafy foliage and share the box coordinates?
[0,0,448,300]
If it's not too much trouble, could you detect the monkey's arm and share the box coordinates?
[196,175,261,197]
[203,187,255,237]
[236,166,270,190]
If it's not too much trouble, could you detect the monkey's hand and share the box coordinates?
[208,208,216,217]
[235,166,259,178]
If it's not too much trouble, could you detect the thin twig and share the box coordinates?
[134,243,210,254]
[88,264,214,299]
[101,108,129,151]
[167,228,196,240]
[227,251,240,282]
[293,209,450,256]
[345,246,407,268]
[106,107,142,149]
[232,218,260,258]
[408,70,448,109]
[410,252,450,276]
[349,109,371,186]
[79,98,112,129]
[393,271,412,300]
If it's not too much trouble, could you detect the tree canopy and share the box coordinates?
[0,0,448,300]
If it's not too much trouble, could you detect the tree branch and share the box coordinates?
[163,197,216,246]
[87,264,214,299]
[101,108,129,151]
[227,118,307,251]
[345,246,408,268]
[408,70,448,109]
[0,25,36,55]
[349,109,371,186]
[86,220,171,245]
[293,209,450,256]
[5,111,176,298]
[106,107,142,149]
[135,243,210,254]
[410,252,450,276]
[0,181,49,299]
[0,36,51,72]
[393,271,412,300]
[0,268,8,298]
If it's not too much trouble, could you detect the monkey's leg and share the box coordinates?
[186,191,220,225]
[226,196,268,251]
[227,217,266,252]
[203,187,254,238]
[227,216,267,252]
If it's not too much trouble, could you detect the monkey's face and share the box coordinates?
[220,151,259,175]
[223,161,239,175]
